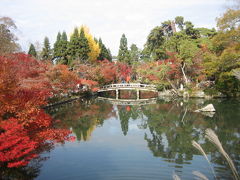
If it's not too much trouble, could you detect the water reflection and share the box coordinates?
[47,98,240,178]
[48,99,115,141]
[11,98,240,179]
[0,145,52,180]
[142,99,240,178]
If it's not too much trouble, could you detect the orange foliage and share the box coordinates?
[46,64,80,94]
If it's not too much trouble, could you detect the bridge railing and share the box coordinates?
[101,83,156,90]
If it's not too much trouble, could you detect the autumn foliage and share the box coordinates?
[74,60,132,87]
[0,54,74,168]
[0,119,37,168]
[46,64,79,94]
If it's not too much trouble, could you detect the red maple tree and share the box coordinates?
[0,54,73,168]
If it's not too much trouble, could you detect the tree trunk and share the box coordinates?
[181,62,189,85]
[166,78,181,96]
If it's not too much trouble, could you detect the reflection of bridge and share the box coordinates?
[98,83,157,100]
[97,97,157,106]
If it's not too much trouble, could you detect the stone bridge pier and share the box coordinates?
[115,88,141,100]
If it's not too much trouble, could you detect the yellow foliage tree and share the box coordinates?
[80,26,100,63]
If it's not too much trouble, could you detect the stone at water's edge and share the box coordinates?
[190,90,205,98]
[194,104,216,112]
[158,89,226,99]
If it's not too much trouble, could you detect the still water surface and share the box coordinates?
[35,98,239,179]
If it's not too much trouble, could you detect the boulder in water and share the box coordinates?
[194,104,216,112]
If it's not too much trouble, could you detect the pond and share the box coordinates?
[6,97,240,179]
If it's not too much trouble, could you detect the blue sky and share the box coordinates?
[0,0,227,55]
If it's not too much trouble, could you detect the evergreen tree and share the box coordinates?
[62,31,68,41]
[184,21,200,39]
[81,26,100,63]
[68,28,80,60]
[59,31,69,64]
[53,32,62,58]
[118,34,131,64]
[175,16,184,31]
[98,38,112,61]
[107,48,112,61]
[129,44,140,62]
[94,37,98,43]
[28,43,37,57]
[41,36,51,60]
[78,27,90,62]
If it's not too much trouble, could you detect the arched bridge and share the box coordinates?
[98,83,157,100]
[98,83,157,92]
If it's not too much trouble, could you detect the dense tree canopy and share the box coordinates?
[0,54,74,168]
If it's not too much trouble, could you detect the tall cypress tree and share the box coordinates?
[68,28,79,60]
[118,34,131,64]
[107,48,112,61]
[78,27,90,62]
[98,38,112,61]
[53,32,62,58]
[129,44,139,62]
[28,43,37,57]
[59,31,69,64]
[98,38,108,60]
[41,36,51,60]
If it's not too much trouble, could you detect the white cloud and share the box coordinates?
[0,0,226,54]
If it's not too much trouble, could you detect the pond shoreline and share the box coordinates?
[45,88,237,109]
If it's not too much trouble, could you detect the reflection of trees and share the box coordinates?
[0,144,52,180]
[118,106,130,136]
[117,105,144,136]
[141,99,240,178]
[51,98,239,178]
[142,102,197,163]
[1,99,114,179]
[48,99,114,141]
[0,164,39,180]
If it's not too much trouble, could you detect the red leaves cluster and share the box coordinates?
[80,79,99,92]
[74,60,132,87]
[0,54,73,168]
[115,62,132,82]
[136,53,184,84]
[46,64,80,94]
[0,119,37,168]
[99,60,118,84]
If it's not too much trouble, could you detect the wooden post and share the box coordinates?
[116,89,119,100]
[137,89,140,100]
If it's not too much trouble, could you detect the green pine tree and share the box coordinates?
[41,36,51,60]
[78,27,90,62]
[28,43,37,57]
[118,34,131,64]
[53,32,62,58]
[129,44,140,62]
[107,48,112,61]
[59,31,69,64]
[97,38,112,61]
[94,37,98,43]
[68,28,80,60]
